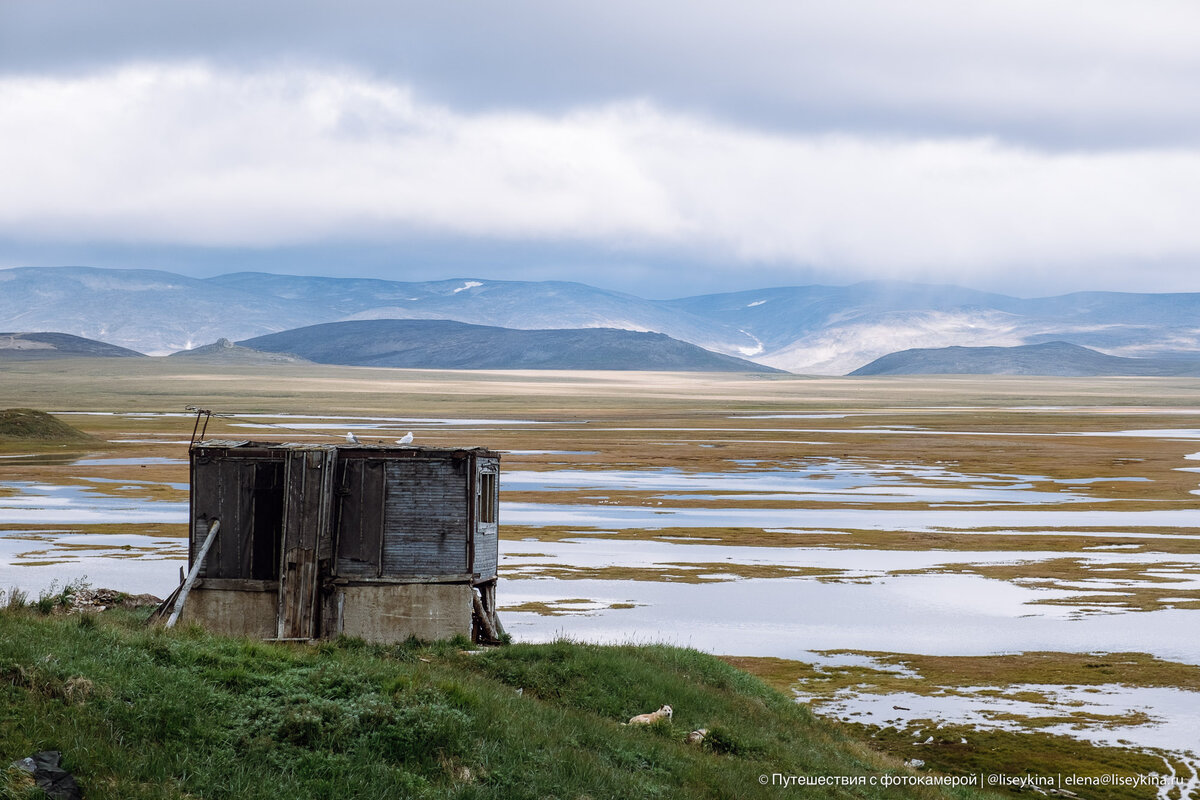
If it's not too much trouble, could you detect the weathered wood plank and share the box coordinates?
[196,578,279,592]
[329,573,475,585]
[167,520,220,628]
[191,458,256,579]
[277,446,336,640]
[334,457,385,577]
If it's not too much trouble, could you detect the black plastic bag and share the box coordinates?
[10,750,83,800]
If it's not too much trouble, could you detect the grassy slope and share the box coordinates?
[0,409,94,443]
[0,609,997,800]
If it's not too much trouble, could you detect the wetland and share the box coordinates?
[2,359,1199,793]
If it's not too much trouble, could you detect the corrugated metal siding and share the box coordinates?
[382,459,469,575]
[334,458,386,577]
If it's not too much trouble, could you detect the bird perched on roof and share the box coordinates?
[345,431,360,444]
[397,431,414,444]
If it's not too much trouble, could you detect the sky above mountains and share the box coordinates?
[2,1,1198,298]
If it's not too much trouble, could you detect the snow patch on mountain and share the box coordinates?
[8,267,1200,373]
[736,329,765,357]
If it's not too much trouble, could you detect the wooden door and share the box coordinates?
[277,447,336,639]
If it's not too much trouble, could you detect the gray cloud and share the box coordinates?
[4,1,1200,147]
[3,64,1200,294]
[3,1,1200,296]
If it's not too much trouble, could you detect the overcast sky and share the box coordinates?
[2,1,1199,297]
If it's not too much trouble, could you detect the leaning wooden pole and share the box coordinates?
[472,590,499,643]
[166,519,220,629]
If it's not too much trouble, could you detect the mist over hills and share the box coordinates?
[4,266,1200,374]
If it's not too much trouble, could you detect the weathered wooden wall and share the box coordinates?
[187,443,500,643]
[472,458,500,579]
[277,447,336,639]
[334,458,386,577]
[381,458,469,575]
[191,451,284,580]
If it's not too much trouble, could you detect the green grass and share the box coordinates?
[0,609,999,800]
[0,408,95,446]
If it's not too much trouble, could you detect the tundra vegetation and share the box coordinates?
[2,358,1200,795]
[0,607,994,799]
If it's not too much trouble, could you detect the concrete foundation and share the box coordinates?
[179,580,475,643]
[181,587,277,639]
[334,583,474,643]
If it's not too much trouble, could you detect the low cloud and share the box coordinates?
[3,63,1200,290]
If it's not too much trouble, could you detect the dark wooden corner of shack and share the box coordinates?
[178,440,503,644]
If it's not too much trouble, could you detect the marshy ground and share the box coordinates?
[2,359,1199,794]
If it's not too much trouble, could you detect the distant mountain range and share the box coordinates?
[4,266,1200,374]
[238,320,781,372]
[851,341,1200,377]
[0,331,145,360]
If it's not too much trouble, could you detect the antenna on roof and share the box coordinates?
[186,405,213,447]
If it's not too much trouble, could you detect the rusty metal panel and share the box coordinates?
[382,458,469,575]
[333,457,386,577]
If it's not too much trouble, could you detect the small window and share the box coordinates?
[478,472,497,524]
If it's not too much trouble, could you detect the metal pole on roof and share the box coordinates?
[166,519,221,629]
[186,406,213,448]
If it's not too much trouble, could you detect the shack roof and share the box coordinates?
[192,439,501,458]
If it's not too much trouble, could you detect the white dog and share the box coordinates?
[627,705,673,725]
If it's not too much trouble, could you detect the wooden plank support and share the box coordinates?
[472,590,499,643]
[485,582,506,638]
[165,519,221,629]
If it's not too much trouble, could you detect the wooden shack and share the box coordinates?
[177,440,501,643]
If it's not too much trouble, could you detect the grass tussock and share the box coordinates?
[0,609,997,800]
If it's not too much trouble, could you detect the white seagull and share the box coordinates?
[397,431,414,444]
[345,431,360,444]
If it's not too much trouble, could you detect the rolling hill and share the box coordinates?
[850,340,1200,377]
[7,266,1200,374]
[0,331,146,360]
[168,338,310,364]
[238,319,782,372]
